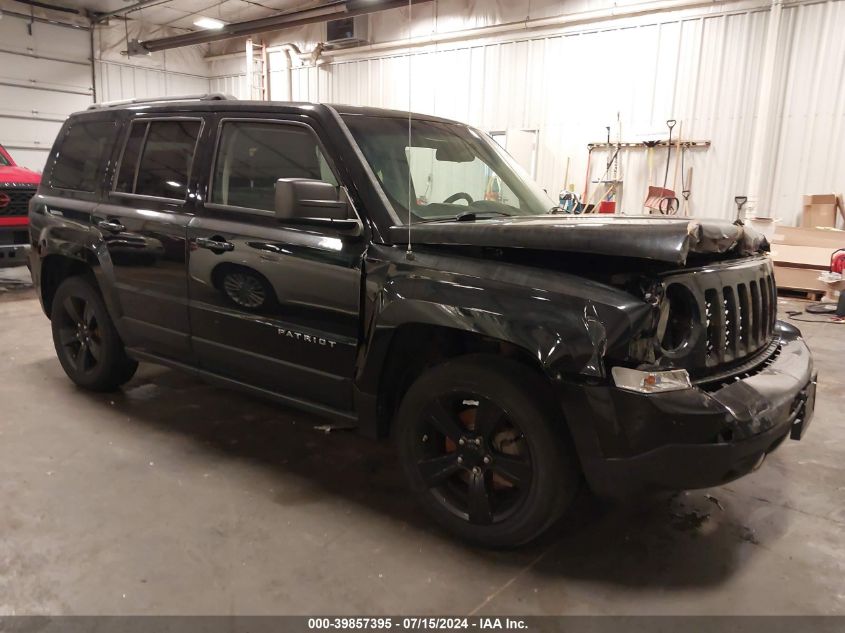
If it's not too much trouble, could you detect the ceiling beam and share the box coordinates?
[93,0,172,22]
[131,0,432,52]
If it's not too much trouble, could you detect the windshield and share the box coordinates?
[0,146,10,167]
[342,115,554,224]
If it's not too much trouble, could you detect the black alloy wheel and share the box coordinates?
[56,294,102,376]
[50,275,138,391]
[414,393,533,526]
[396,355,580,548]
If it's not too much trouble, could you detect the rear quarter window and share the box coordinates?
[50,120,119,192]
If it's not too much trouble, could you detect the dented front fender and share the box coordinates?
[356,244,654,392]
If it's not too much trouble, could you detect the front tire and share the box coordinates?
[395,355,580,548]
[50,275,138,391]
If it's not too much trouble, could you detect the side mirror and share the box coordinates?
[274,178,349,222]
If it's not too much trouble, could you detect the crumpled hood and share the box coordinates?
[0,165,41,185]
[390,215,768,264]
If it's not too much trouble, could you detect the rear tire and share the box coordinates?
[395,355,580,548]
[50,275,138,391]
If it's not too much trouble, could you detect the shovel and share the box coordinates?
[645,119,677,212]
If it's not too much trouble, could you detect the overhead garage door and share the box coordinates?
[0,12,92,173]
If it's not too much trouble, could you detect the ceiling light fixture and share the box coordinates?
[194,17,226,30]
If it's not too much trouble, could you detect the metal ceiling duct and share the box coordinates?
[130,0,432,53]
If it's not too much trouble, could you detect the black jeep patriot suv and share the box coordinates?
[29,94,816,547]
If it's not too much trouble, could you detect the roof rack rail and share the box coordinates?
[87,93,236,110]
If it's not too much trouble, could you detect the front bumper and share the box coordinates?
[562,321,816,497]
[0,222,30,268]
[0,243,30,268]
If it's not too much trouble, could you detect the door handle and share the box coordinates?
[97,219,125,233]
[195,236,235,252]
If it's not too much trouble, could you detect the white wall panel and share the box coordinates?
[207,0,844,225]
[93,17,212,104]
[95,61,210,103]
[767,1,845,225]
[306,8,770,221]
[0,11,91,172]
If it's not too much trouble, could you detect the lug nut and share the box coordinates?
[474,438,482,446]
[483,456,491,464]
[457,456,463,464]
[472,467,481,475]
[458,438,465,446]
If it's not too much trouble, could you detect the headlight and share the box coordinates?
[658,283,698,353]
[611,367,691,393]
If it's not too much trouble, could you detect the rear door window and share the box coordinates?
[50,120,119,192]
[115,119,202,201]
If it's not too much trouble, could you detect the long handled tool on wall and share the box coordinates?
[645,140,659,188]
[681,143,692,215]
[586,130,710,215]
[734,196,748,222]
[582,147,594,205]
[645,119,679,213]
[662,121,682,214]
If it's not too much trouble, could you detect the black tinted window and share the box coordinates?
[211,121,336,212]
[115,120,201,200]
[115,122,147,193]
[51,120,118,192]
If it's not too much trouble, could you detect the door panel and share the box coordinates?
[97,117,203,361]
[187,116,364,411]
[187,215,362,409]
[94,198,192,358]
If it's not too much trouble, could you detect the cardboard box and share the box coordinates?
[803,194,838,206]
[774,265,830,292]
[770,244,834,268]
[769,219,845,292]
[772,226,845,248]
[801,193,844,228]
[802,204,837,228]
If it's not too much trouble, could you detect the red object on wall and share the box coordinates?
[598,200,616,213]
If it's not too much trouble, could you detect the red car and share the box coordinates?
[0,143,40,268]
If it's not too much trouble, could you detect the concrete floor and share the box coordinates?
[1,264,844,616]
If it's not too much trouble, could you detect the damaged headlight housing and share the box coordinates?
[611,367,692,393]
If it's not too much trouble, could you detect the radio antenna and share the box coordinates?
[405,0,414,261]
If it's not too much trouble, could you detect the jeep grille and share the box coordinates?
[703,271,777,366]
[660,257,777,373]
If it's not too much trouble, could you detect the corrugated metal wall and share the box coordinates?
[766,0,845,222]
[94,61,210,103]
[0,12,92,172]
[210,0,845,225]
[93,18,212,104]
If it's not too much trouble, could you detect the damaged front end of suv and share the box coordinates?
[377,214,817,497]
[547,219,817,496]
